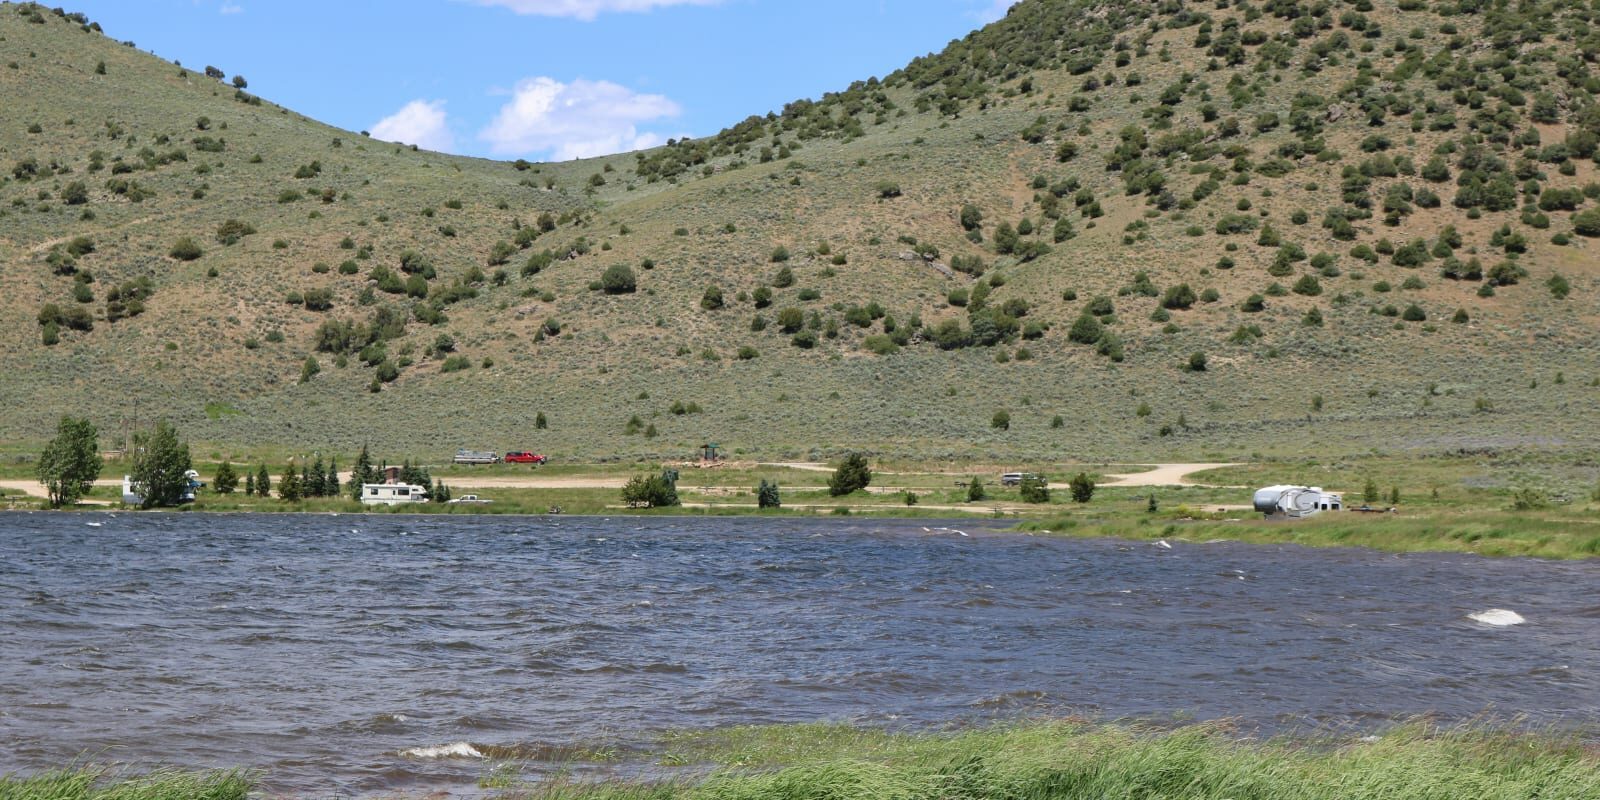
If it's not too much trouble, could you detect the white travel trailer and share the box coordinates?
[1253,485,1342,518]
[360,482,430,506]
[121,470,202,505]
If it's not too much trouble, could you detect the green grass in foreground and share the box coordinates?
[485,721,1600,799]
[8,722,1597,799]
[0,767,249,800]
[1021,505,1600,560]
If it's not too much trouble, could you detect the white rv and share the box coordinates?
[360,483,430,506]
[1253,485,1342,518]
[121,470,202,505]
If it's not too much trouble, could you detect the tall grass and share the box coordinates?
[0,768,250,800]
[504,721,1600,800]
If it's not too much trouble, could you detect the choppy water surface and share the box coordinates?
[1,513,1597,795]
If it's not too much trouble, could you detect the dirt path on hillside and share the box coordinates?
[1098,463,1241,488]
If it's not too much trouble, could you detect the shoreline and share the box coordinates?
[8,719,1598,799]
[9,503,1600,560]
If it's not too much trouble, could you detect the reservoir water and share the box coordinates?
[1,513,1597,795]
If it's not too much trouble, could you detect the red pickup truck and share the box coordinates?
[504,452,548,465]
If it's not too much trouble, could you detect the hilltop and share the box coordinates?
[1,0,1598,464]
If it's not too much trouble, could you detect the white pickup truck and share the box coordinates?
[448,494,491,504]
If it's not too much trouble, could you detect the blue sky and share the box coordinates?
[67,0,1009,161]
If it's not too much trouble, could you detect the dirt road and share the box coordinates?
[1097,463,1240,488]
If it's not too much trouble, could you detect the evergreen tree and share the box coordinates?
[757,479,781,509]
[279,462,302,502]
[244,470,256,497]
[326,458,340,499]
[256,464,271,498]
[967,477,987,502]
[213,460,238,494]
[1020,474,1050,504]
[350,445,374,500]
[129,420,193,508]
[300,462,314,497]
[827,453,872,496]
[37,416,102,508]
[1069,472,1096,504]
[308,456,327,497]
[535,412,548,430]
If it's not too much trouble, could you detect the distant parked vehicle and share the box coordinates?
[360,483,429,506]
[1253,485,1342,518]
[453,449,501,465]
[448,494,491,504]
[1000,472,1041,487]
[504,452,548,465]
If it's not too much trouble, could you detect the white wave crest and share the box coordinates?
[1468,608,1525,626]
[401,742,485,759]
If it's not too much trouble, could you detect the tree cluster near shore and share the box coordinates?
[37,416,100,508]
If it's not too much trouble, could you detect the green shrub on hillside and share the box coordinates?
[169,237,203,261]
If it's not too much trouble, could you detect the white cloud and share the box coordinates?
[973,0,1012,23]
[370,100,456,153]
[219,4,243,14]
[479,77,680,161]
[469,0,721,21]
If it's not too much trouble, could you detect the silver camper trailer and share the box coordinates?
[1253,485,1342,518]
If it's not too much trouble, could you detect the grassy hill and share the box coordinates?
[2,0,1599,464]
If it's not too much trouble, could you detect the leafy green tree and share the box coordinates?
[701,285,725,310]
[1068,312,1103,344]
[1573,207,1600,237]
[169,237,203,261]
[757,479,781,509]
[601,264,637,294]
[991,410,1010,430]
[1020,474,1050,504]
[960,203,983,231]
[827,453,872,496]
[1069,472,1096,504]
[37,416,101,508]
[622,469,680,508]
[278,462,302,502]
[1187,352,1208,372]
[966,477,986,502]
[213,460,238,494]
[129,420,192,508]
[1161,283,1197,309]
